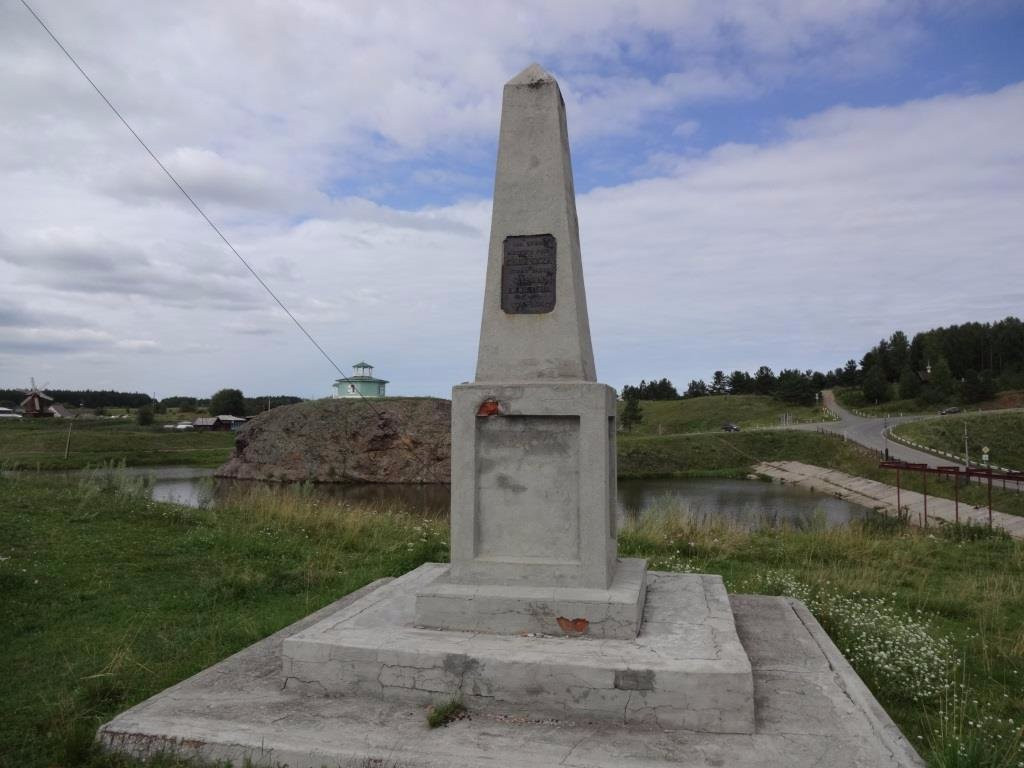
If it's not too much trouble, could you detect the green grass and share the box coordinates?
[0,419,235,470]
[620,508,1023,765]
[893,412,1024,472]
[834,385,950,415]
[618,428,885,479]
[427,696,466,728]
[1,473,1021,767]
[0,473,447,767]
[619,395,832,436]
[619,429,1024,517]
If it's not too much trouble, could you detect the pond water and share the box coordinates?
[133,467,868,529]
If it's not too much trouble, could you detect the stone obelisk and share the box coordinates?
[475,62,596,383]
[415,63,647,638]
[279,66,752,734]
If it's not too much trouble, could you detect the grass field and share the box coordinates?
[0,419,235,470]
[619,394,832,436]
[1,473,1020,767]
[619,429,1024,517]
[893,411,1024,472]
[835,387,1024,417]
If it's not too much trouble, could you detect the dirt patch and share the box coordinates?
[215,397,451,483]
[988,390,1024,410]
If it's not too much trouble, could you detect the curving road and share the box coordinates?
[792,390,965,468]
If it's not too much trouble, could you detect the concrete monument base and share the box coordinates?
[98,576,924,767]
[447,381,620,592]
[282,563,753,732]
[415,557,648,639]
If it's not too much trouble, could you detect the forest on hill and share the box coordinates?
[622,316,1024,408]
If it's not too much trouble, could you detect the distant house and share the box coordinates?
[193,414,248,432]
[217,414,248,431]
[20,388,54,417]
[48,404,72,418]
[333,362,389,399]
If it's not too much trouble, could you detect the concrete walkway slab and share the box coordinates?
[755,461,1024,539]
[99,578,924,767]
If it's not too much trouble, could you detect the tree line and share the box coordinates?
[620,316,1024,410]
[857,317,1023,405]
[0,388,154,409]
[160,392,302,416]
[0,386,301,416]
[622,367,828,406]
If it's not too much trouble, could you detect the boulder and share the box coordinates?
[215,397,451,484]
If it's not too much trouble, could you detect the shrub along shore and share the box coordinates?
[1,472,1021,768]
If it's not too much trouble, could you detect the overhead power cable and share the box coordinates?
[19,0,385,419]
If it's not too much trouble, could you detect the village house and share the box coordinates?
[192,414,247,431]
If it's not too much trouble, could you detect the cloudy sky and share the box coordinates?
[1,1,1022,399]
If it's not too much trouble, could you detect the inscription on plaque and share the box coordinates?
[501,234,556,314]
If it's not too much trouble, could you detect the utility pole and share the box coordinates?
[63,419,73,460]
[963,422,970,466]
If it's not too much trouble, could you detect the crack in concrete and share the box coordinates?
[279,676,327,694]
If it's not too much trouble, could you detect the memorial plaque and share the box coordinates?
[501,234,556,314]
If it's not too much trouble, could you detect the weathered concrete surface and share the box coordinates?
[416,557,647,639]
[284,563,751,731]
[756,460,1024,539]
[99,579,924,767]
[476,63,595,383]
[437,65,638,637]
[215,397,450,484]
[447,382,619,590]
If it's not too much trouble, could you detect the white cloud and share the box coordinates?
[673,120,700,138]
[577,82,1024,382]
[0,2,1019,397]
[115,339,158,352]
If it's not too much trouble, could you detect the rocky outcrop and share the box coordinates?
[215,397,451,483]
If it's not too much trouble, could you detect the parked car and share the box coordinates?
[722,422,741,432]
[939,407,961,415]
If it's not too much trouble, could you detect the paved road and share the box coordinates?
[792,391,963,468]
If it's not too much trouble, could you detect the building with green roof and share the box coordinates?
[333,362,389,399]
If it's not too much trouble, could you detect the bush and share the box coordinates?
[209,388,245,417]
[862,364,890,404]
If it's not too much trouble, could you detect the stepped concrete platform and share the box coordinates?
[98,576,924,768]
[415,557,648,639]
[282,563,752,732]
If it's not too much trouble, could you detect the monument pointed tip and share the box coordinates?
[507,63,556,87]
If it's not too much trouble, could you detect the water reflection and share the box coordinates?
[147,470,866,529]
[617,478,863,529]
